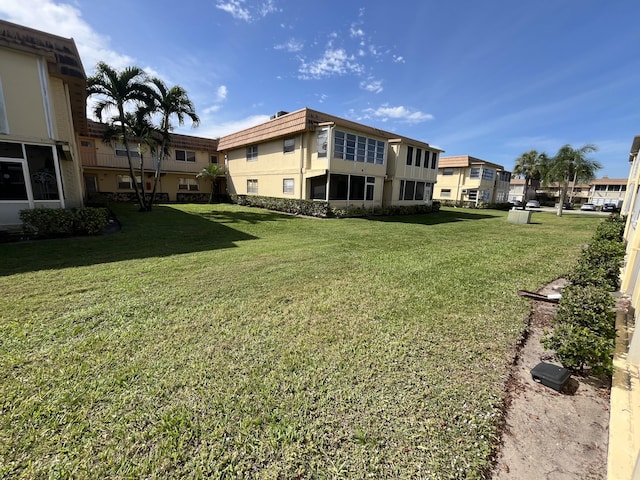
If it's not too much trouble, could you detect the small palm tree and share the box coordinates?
[146,78,200,210]
[540,144,600,217]
[513,150,545,208]
[87,62,154,211]
[196,164,225,203]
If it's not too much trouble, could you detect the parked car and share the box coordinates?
[602,203,619,213]
[525,200,540,209]
[580,203,596,211]
[510,200,523,208]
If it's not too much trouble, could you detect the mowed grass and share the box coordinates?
[0,205,602,479]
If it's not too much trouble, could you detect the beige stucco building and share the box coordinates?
[434,155,511,205]
[218,108,442,209]
[0,20,87,226]
[610,135,640,479]
[80,120,223,203]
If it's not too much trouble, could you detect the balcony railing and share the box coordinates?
[81,151,208,174]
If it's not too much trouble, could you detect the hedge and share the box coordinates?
[19,207,111,238]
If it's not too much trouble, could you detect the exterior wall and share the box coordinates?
[385,142,438,206]
[612,136,640,479]
[0,48,50,139]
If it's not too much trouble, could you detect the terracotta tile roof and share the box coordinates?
[590,177,628,185]
[438,155,506,170]
[85,120,219,151]
[217,107,443,152]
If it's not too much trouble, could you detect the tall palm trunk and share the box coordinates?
[119,108,146,210]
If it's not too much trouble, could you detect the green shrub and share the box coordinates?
[542,284,616,375]
[576,238,626,290]
[20,207,110,238]
[593,214,626,242]
[231,195,330,217]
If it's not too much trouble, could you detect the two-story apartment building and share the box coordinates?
[218,108,442,209]
[0,20,86,226]
[80,120,223,203]
[434,156,511,205]
[589,177,627,207]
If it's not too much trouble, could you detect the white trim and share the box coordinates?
[37,58,55,139]
[0,76,8,134]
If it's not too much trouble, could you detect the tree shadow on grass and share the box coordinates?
[369,208,501,225]
[0,205,266,276]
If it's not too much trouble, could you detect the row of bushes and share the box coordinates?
[438,200,513,210]
[542,214,626,375]
[231,195,442,218]
[19,207,111,238]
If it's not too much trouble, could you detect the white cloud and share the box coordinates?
[216,85,228,102]
[363,105,433,124]
[393,55,405,63]
[350,26,364,38]
[0,0,133,71]
[360,79,383,94]
[215,0,279,22]
[274,39,304,53]
[298,48,364,80]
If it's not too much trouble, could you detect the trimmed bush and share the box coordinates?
[542,284,616,375]
[593,214,626,242]
[20,207,110,238]
[573,238,626,291]
[231,195,330,217]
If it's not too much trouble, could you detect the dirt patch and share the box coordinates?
[491,279,626,480]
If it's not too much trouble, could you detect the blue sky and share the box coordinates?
[2,0,639,178]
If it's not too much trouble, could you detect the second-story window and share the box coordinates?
[406,146,413,166]
[470,167,481,179]
[430,152,438,169]
[416,148,422,167]
[246,145,258,161]
[283,138,295,153]
[442,168,454,176]
[176,149,196,162]
[210,154,218,164]
[115,144,140,158]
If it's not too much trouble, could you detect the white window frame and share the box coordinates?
[247,178,258,194]
[178,177,199,191]
[0,77,8,134]
[283,138,295,153]
[283,178,294,194]
[246,146,258,161]
[175,149,196,162]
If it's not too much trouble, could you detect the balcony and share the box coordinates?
[81,151,206,174]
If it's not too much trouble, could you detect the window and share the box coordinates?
[178,178,199,191]
[482,168,494,180]
[317,129,328,158]
[349,175,365,200]
[441,188,451,198]
[84,175,98,194]
[333,130,385,165]
[470,167,481,179]
[26,145,59,200]
[247,179,258,194]
[442,168,454,176]
[406,146,413,166]
[398,180,425,201]
[246,146,258,161]
[80,140,93,148]
[0,161,27,200]
[468,190,478,201]
[415,148,422,167]
[117,174,141,190]
[283,138,295,153]
[210,155,218,164]
[175,149,196,162]
[430,152,437,169]
[366,176,375,201]
[283,178,294,194]
[115,144,140,158]
[329,174,348,200]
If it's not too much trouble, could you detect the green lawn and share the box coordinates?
[0,204,602,479]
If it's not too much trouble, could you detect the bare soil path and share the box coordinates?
[491,279,623,479]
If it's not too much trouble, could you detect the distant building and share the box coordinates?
[218,108,443,209]
[588,177,627,207]
[434,155,511,205]
[79,120,224,203]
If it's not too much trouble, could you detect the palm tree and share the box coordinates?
[146,78,200,210]
[87,62,154,211]
[513,150,545,208]
[196,163,225,203]
[540,144,600,217]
